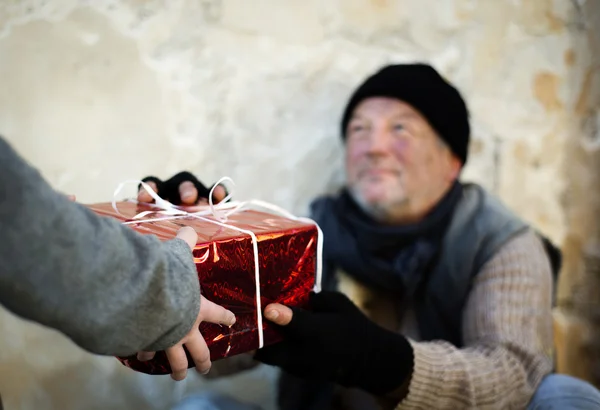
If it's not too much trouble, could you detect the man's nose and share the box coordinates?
[366,127,391,155]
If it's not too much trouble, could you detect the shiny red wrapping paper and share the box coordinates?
[86,201,318,375]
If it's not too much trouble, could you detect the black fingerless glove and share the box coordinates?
[254,291,414,396]
[139,171,227,205]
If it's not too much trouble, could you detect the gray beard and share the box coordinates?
[348,186,396,223]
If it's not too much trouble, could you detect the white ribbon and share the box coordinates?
[111,177,323,349]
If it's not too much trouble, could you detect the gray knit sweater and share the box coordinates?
[0,136,200,357]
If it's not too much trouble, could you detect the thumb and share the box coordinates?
[176,226,198,251]
[263,303,294,326]
[264,304,313,337]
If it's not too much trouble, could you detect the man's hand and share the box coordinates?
[137,171,227,206]
[137,227,236,381]
[254,291,414,396]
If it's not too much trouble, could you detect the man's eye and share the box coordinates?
[349,125,365,133]
[393,124,405,131]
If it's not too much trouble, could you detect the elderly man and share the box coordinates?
[140,64,600,410]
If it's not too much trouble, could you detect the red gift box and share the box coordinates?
[86,200,321,375]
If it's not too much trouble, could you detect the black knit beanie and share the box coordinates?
[341,63,471,165]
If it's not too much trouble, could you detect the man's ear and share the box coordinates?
[446,153,462,182]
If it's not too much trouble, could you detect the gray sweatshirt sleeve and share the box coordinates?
[0,137,200,357]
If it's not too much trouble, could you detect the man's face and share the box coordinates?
[345,97,461,223]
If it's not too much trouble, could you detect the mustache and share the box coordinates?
[356,166,402,178]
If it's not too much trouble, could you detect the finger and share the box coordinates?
[212,185,227,203]
[179,181,199,205]
[165,345,189,381]
[137,351,155,361]
[164,172,210,205]
[176,226,198,251]
[265,305,315,338]
[67,194,76,202]
[138,180,158,203]
[184,331,212,374]
[139,176,165,202]
[263,303,294,326]
[199,296,236,326]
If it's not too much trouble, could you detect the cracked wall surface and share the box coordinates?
[0,1,598,409]
[553,0,600,384]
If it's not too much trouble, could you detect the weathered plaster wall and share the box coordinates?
[552,0,600,384]
[0,1,598,409]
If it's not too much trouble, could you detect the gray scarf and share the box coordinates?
[310,182,464,300]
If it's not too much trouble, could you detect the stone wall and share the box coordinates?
[0,1,598,409]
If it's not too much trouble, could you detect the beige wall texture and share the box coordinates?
[0,1,598,409]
